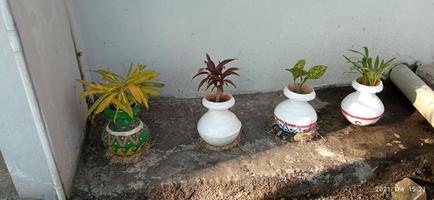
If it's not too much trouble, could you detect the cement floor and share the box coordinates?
[0,152,18,199]
[71,82,434,199]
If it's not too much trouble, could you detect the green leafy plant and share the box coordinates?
[192,54,239,102]
[343,47,395,86]
[77,63,164,121]
[285,59,327,93]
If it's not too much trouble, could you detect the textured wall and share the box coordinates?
[0,0,57,198]
[9,0,85,196]
[70,0,434,98]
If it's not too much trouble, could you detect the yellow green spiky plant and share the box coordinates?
[77,63,164,121]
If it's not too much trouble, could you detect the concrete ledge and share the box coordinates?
[71,83,434,199]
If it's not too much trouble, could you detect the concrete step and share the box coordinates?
[71,83,434,200]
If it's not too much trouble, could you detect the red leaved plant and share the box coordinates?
[192,54,239,102]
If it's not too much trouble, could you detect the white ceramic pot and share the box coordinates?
[341,78,384,126]
[197,92,242,146]
[274,84,317,134]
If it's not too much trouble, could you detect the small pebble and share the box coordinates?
[386,143,393,147]
[392,140,401,144]
[422,138,434,144]
[398,144,407,149]
[393,133,401,138]
[276,131,282,137]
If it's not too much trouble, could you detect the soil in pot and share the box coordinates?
[287,83,314,94]
[205,92,231,103]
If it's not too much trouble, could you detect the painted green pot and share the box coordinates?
[100,104,151,156]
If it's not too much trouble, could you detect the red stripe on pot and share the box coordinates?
[341,107,383,121]
[274,115,316,128]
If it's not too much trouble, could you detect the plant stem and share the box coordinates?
[298,77,308,93]
[216,86,223,102]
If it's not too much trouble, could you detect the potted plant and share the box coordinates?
[192,54,241,146]
[274,59,327,134]
[341,47,395,125]
[77,63,164,156]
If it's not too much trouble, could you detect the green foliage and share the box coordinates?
[285,59,327,93]
[343,47,395,86]
[77,63,164,121]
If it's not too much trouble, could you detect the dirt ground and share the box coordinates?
[302,144,434,199]
[71,82,434,200]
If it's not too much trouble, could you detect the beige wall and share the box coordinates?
[9,0,85,196]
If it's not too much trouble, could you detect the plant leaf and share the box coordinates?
[294,59,306,69]
[206,53,216,72]
[307,65,328,80]
[192,71,208,79]
[121,99,134,118]
[91,69,119,82]
[374,56,379,69]
[94,93,117,114]
[128,84,143,104]
[131,70,159,84]
[347,49,364,56]
[141,87,160,96]
[84,93,109,120]
[80,89,102,100]
[224,79,237,88]
[216,59,235,73]
[194,54,238,94]
[197,77,208,91]
[141,82,165,88]
[286,67,304,80]
[363,47,369,57]
[222,67,240,77]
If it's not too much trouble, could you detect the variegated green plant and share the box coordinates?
[285,59,327,93]
[343,47,395,86]
[77,63,164,121]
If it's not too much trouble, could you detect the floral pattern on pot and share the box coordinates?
[100,105,151,156]
[274,115,316,134]
[100,119,151,156]
[273,84,318,135]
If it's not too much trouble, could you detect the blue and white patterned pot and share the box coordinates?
[274,83,317,135]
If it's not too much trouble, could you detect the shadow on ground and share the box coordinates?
[264,111,434,199]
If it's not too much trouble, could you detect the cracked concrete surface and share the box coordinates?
[71,82,434,199]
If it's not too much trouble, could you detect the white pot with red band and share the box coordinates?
[274,83,317,134]
[341,78,385,126]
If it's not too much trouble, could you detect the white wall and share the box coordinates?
[0,0,61,198]
[70,0,434,98]
[7,0,85,197]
